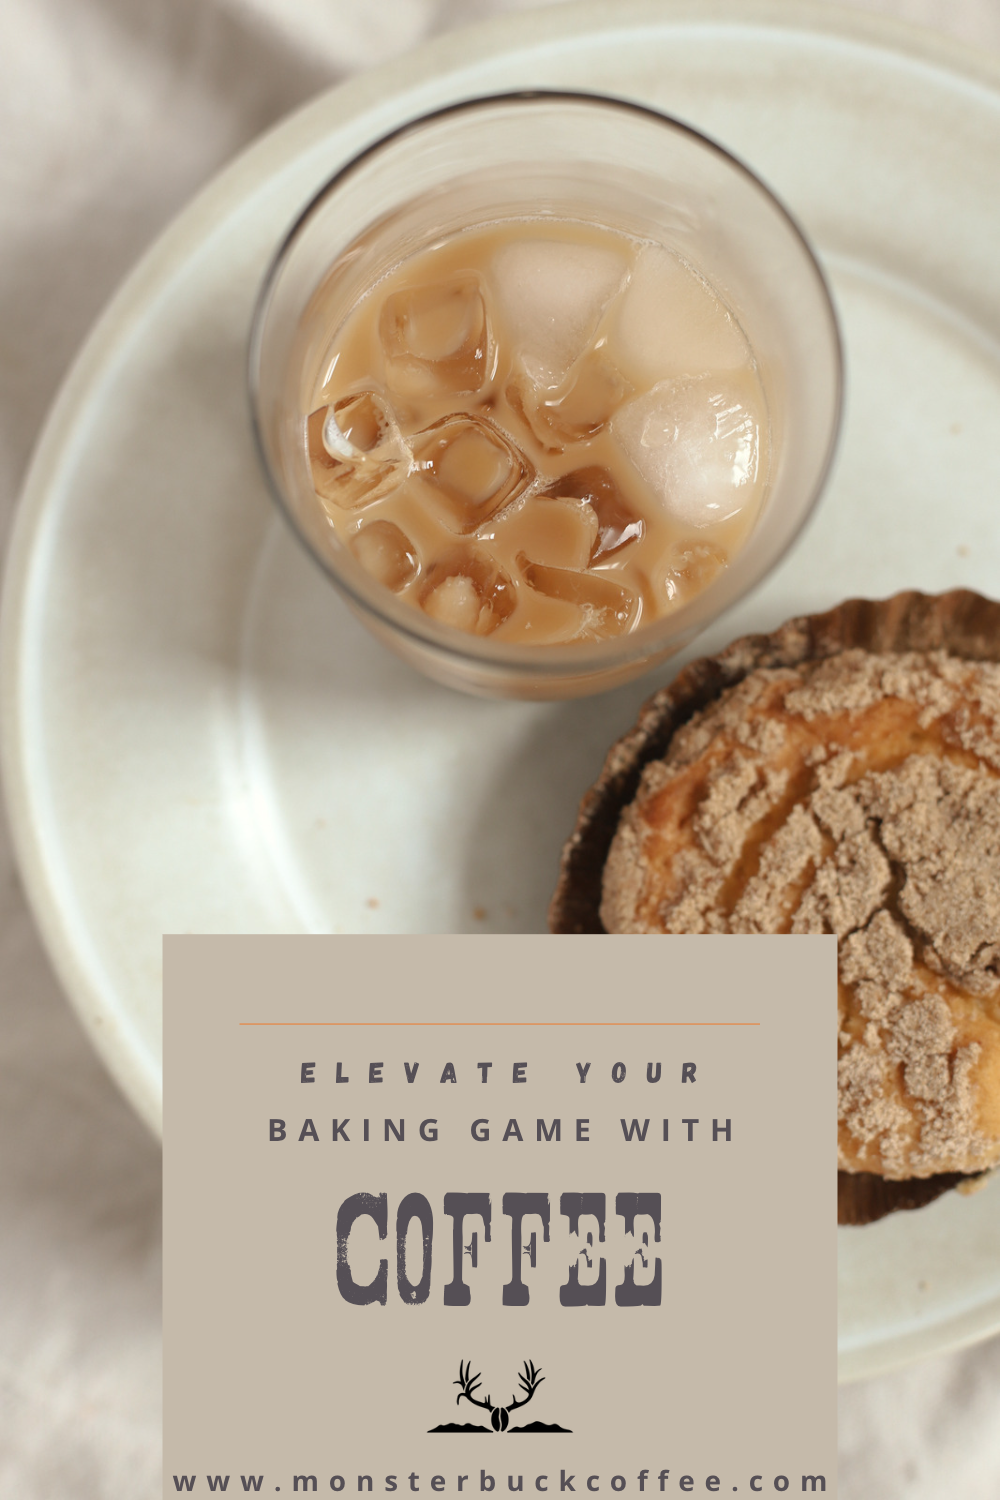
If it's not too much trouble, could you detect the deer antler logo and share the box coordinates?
[428,1360,571,1434]
[455,1359,544,1432]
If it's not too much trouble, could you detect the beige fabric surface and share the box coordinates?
[0,1,998,1496]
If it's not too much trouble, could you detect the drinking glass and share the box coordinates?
[249,91,842,700]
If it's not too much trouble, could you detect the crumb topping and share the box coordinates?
[600,649,1000,1178]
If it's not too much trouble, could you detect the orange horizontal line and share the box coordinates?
[238,1021,759,1028]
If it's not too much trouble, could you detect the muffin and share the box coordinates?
[550,591,1000,1224]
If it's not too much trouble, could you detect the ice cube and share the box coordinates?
[418,547,516,636]
[306,392,410,511]
[499,494,599,573]
[668,539,728,593]
[646,539,729,613]
[379,274,490,399]
[507,349,630,452]
[612,375,761,526]
[608,245,752,386]
[490,238,628,384]
[541,466,644,562]
[350,520,419,592]
[412,414,533,534]
[517,553,638,639]
[324,391,386,454]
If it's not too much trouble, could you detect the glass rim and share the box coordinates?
[247,87,844,676]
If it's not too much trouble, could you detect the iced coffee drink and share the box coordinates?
[304,221,768,645]
[251,93,840,697]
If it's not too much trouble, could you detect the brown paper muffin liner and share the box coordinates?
[548,589,1000,1225]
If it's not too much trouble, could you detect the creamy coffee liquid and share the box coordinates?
[305,220,769,644]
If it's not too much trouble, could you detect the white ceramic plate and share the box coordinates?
[3,0,1000,1382]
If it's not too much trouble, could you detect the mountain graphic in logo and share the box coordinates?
[429,1360,572,1434]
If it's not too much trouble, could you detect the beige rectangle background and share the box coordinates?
[164,934,838,1498]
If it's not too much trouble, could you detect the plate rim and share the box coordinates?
[838,1243,1000,1383]
[3,0,1000,1376]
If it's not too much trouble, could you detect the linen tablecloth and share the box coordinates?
[1,1,998,1495]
